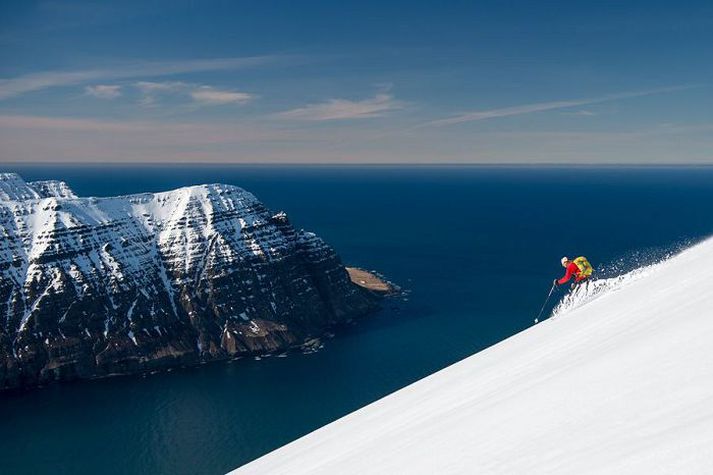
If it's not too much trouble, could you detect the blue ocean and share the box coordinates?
[1,165,712,475]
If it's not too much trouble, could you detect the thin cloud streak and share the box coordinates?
[276,93,405,121]
[135,81,187,105]
[425,86,696,127]
[190,86,254,105]
[0,55,287,100]
[132,81,254,106]
[85,84,122,99]
[135,81,187,93]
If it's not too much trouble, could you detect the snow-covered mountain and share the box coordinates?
[0,173,379,390]
[233,236,713,474]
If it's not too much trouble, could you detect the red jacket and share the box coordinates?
[558,262,587,285]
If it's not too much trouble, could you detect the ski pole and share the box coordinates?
[534,282,557,323]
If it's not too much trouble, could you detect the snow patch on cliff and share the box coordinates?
[0,175,302,339]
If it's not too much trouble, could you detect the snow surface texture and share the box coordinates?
[233,237,713,474]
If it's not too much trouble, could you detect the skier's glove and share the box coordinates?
[553,279,559,286]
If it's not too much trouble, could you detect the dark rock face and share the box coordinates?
[0,173,379,390]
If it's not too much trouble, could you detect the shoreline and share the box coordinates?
[1,267,397,394]
[346,267,398,295]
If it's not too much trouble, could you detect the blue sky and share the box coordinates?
[0,0,712,163]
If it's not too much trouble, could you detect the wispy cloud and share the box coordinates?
[84,84,122,99]
[134,81,187,105]
[0,55,285,100]
[133,81,253,106]
[190,86,254,105]
[564,109,597,117]
[277,93,405,121]
[425,86,695,127]
[135,81,186,94]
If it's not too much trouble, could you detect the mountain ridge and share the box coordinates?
[0,173,383,390]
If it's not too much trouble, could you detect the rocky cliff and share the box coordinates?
[0,173,381,390]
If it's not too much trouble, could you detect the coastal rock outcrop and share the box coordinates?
[0,173,382,390]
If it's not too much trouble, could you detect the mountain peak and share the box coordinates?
[0,174,380,390]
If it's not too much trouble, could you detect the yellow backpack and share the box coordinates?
[573,256,593,277]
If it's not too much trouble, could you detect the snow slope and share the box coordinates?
[232,237,713,474]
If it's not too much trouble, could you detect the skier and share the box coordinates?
[554,256,593,288]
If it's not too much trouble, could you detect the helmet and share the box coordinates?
[561,256,569,266]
